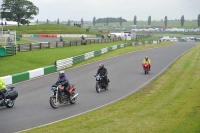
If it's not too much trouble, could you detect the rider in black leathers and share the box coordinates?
[96,63,108,86]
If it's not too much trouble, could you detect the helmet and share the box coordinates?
[99,63,104,68]
[59,71,65,78]
[145,56,148,60]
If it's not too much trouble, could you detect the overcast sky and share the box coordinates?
[1,0,200,21]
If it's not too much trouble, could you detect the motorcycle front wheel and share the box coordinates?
[5,100,15,108]
[49,96,59,109]
[96,82,101,93]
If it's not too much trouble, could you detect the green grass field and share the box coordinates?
[17,38,38,44]
[3,24,99,34]
[21,43,200,133]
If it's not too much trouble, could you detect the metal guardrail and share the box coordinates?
[16,38,121,52]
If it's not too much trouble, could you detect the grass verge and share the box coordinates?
[0,41,171,77]
[3,24,99,34]
[22,43,200,133]
[17,39,38,44]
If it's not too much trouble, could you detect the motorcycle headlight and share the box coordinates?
[51,87,55,91]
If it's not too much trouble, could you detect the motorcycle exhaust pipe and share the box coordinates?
[71,93,79,99]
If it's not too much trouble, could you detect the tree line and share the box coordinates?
[0,0,200,28]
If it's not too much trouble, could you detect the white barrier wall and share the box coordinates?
[153,41,158,44]
[28,68,44,79]
[2,76,12,85]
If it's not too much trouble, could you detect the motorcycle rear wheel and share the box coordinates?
[5,100,15,108]
[70,92,77,104]
[49,96,59,109]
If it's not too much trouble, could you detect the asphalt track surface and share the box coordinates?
[0,42,195,133]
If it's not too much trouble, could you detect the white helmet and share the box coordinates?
[59,71,65,78]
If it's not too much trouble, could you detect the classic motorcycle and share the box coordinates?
[49,83,78,109]
[142,62,150,74]
[95,75,110,93]
[0,87,18,108]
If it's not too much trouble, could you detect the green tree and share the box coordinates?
[134,15,137,25]
[198,14,200,27]
[57,18,59,25]
[119,17,122,26]
[96,17,127,23]
[81,18,83,27]
[164,16,167,27]
[68,19,70,26]
[1,0,39,27]
[93,17,96,27]
[46,19,49,24]
[148,16,151,26]
[106,17,109,26]
[181,15,184,27]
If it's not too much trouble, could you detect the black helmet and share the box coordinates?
[59,71,65,78]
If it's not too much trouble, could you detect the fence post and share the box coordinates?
[14,45,17,54]
[90,40,91,44]
[70,41,71,46]
[63,41,65,47]
[56,42,58,48]
[76,41,77,46]
[18,44,20,52]
[30,43,32,51]
[40,43,42,49]
[48,42,50,49]
[94,39,95,44]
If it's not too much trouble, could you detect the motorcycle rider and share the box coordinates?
[56,71,72,100]
[0,77,8,104]
[143,56,151,71]
[96,63,108,86]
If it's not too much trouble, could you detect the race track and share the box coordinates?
[0,42,195,133]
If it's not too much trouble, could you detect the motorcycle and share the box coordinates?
[94,75,110,93]
[49,83,78,109]
[142,62,150,74]
[0,87,18,108]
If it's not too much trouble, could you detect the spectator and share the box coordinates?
[107,33,111,39]
[102,35,104,39]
